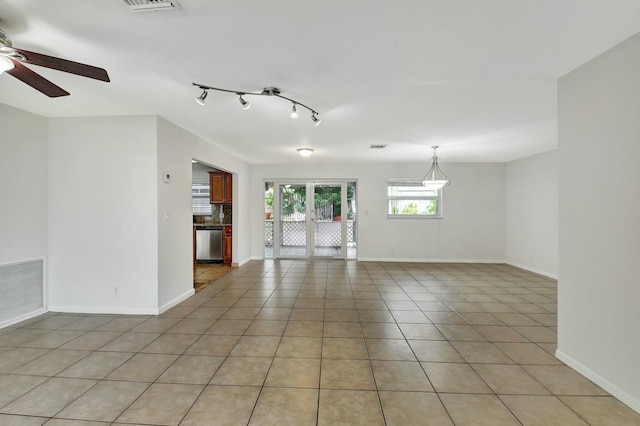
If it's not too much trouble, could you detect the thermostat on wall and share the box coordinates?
[162,172,172,183]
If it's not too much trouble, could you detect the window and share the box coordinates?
[192,179,212,215]
[387,179,442,218]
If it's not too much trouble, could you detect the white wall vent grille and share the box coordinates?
[0,259,44,326]
[121,0,180,12]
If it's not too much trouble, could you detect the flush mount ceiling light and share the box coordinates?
[297,148,315,157]
[192,83,321,126]
[421,146,450,190]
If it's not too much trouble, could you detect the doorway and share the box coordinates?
[264,180,357,259]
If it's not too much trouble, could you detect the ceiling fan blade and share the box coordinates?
[6,59,70,97]
[14,48,110,82]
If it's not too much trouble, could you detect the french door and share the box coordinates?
[272,181,349,259]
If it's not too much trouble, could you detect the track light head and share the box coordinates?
[290,103,299,119]
[311,113,321,127]
[195,89,208,106]
[239,95,251,110]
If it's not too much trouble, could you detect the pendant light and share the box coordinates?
[421,146,450,190]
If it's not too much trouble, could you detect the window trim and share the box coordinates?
[387,179,443,219]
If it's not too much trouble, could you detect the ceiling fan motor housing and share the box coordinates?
[0,29,12,48]
[0,29,23,59]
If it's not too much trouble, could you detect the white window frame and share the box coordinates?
[387,179,443,219]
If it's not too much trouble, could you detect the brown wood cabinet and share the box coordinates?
[209,171,232,204]
[223,225,232,265]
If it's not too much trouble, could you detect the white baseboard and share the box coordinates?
[556,349,640,414]
[158,288,195,314]
[506,261,558,280]
[50,289,196,316]
[0,308,48,329]
[49,305,160,315]
[357,257,506,264]
[233,257,253,267]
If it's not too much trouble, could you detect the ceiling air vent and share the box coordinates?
[122,0,180,12]
[369,144,388,149]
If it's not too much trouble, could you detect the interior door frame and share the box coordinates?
[272,179,348,260]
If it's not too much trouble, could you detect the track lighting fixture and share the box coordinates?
[239,95,251,110]
[421,146,450,190]
[195,89,208,106]
[297,148,315,157]
[192,83,320,126]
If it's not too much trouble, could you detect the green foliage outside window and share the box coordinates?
[401,203,419,215]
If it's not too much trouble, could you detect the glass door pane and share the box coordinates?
[264,182,274,258]
[347,181,357,259]
[313,183,343,258]
[278,184,307,257]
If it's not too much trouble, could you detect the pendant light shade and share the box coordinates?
[421,146,450,190]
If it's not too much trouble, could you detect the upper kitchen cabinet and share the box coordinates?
[209,171,232,204]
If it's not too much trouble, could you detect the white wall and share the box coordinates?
[250,162,505,262]
[558,33,640,413]
[157,118,194,310]
[156,118,251,310]
[0,104,48,265]
[192,162,216,182]
[505,150,558,278]
[48,116,159,313]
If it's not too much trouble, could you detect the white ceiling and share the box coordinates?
[1,0,639,163]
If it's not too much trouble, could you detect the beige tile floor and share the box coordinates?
[1,260,639,425]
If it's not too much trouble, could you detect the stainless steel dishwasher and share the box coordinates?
[195,226,223,263]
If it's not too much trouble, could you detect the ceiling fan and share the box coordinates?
[0,28,110,97]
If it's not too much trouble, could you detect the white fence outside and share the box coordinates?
[264,220,355,247]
